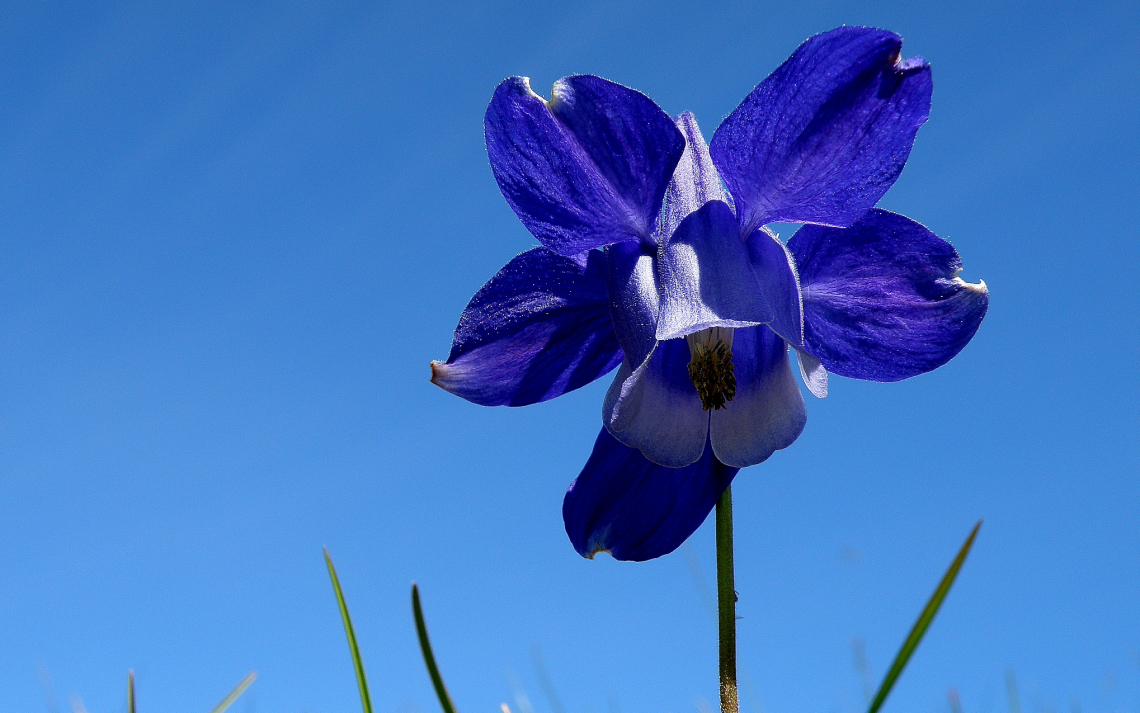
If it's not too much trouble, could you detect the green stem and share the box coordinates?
[716,485,738,713]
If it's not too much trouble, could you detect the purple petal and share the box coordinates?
[709,326,806,467]
[563,428,737,561]
[657,200,771,341]
[431,248,622,406]
[660,113,734,239]
[656,114,769,340]
[746,226,803,345]
[789,209,989,381]
[710,27,932,232]
[485,76,685,256]
[604,338,709,468]
[603,239,660,369]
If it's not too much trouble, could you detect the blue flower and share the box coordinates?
[431,27,988,562]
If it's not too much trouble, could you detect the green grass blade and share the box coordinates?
[325,548,374,713]
[531,646,567,713]
[866,521,982,713]
[1005,669,1022,713]
[127,671,136,713]
[207,672,257,713]
[411,583,458,713]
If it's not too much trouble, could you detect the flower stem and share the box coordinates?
[716,485,738,713]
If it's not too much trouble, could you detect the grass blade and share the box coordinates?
[411,583,458,713]
[1005,670,1022,713]
[325,548,374,713]
[852,638,873,704]
[127,671,136,713]
[207,672,257,713]
[866,521,982,713]
[531,646,567,713]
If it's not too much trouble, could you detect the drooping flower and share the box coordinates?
[431,27,988,562]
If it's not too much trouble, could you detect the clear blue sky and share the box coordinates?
[1,2,1137,713]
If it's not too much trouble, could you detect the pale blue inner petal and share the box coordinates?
[655,114,771,341]
[709,326,806,468]
[604,339,709,468]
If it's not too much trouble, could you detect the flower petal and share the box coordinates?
[603,239,659,369]
[655,113,769,341]
[796,349,829,398]
[485,76,685,256]
[657,200,772,340]
[710,27,932,233]
[660,113,734,239]
[604,338,709,468]
[563,428,738,561]
[788,209,989,381]
[709,326,807,468]
[746,226,803,345]
[431,248,622,406]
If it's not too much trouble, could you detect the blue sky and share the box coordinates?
[1,2,1138,713]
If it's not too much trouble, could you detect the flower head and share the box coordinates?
[431,27,988,561]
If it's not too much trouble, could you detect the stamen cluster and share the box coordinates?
[687,330,737,411]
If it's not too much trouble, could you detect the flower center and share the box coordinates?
[686,327,736,411]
